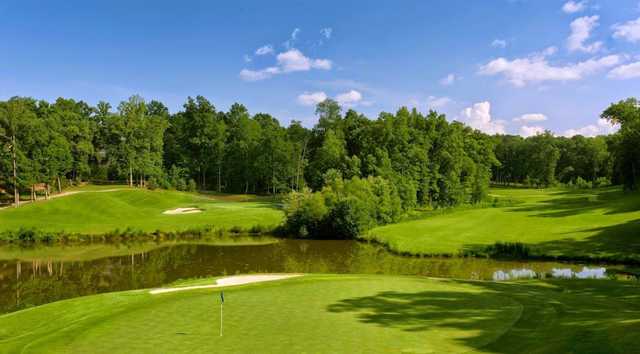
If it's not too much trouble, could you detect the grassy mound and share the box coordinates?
[0,275,638,353]
[366,187,640,262]
[0,186,283,235]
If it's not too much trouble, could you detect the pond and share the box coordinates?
[0,239,634,314]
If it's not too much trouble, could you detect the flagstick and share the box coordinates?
[220,302,223,337]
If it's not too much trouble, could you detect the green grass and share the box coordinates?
[366,187,640,261]
[0,274,638,353]
[0,186,284,235]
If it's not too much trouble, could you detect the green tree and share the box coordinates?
[601,98,639,190]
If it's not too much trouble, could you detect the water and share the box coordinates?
[0,239,628,314]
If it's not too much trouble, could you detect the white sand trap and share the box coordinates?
[162,207,203,215]
[150,274,302,294]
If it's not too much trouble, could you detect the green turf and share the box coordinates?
[366,187,640,261]
[0,274,637,353]
[0,187,283,235]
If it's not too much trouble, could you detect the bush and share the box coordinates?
[574,177,592,189]
[283,176,405,239]
[324,199,363,239]
[168,165,189,190]
[480,242,531,258]
[594,177,611,188]
[187,179,197,192]
[147,177,160,190]
[283,189,328,238]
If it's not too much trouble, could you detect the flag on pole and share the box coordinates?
[219,291,224,337]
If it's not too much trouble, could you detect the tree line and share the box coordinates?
[1,95,638,237]
[492,98,639,190]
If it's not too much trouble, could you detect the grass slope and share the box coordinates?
[0,275,638,353]
[0,186,283,234]
[367,187,640,261]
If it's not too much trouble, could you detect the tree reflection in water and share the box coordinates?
[0,240,626,314]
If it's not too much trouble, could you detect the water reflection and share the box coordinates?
[0,240,629,314]
[491,266,609,281]
[551,267,607,279]
[492,269,537,281]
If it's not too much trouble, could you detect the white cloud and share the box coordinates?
[239,67,280,81]
[320,27,332,39]
[479,54,620,87]
[277,49,332,72]
[567,16,602,53]
[608,61,640,79]
[612,17,640,43]
[297,91,328,106]
[284,28,300,49]
[562,1,586,14]
[459,101,506,134]
[439,73,458,86]
[563,118,619,137]
[336,90,363,105]
[426,96,452,109]
[312,59,332,70]
[513,113,548,123]
[541,46,558,56]
[255,45,274,56]
[491,39,507,48]
[240,49,331,81]
[243,54,252,63]
[519,125,546,137]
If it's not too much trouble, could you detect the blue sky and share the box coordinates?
[1,0,639,136]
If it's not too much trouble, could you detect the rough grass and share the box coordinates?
[366,187,640,262]
[0,274,637,353]
[0,186,284,235]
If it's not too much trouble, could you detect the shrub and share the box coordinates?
[483,242,531,258]
[574,177,592,189]
[168,165,189,190]
[147,177,160,190]
[187,179,197,192]
[324,198,364,239]
[283,189,328,238]
[594,177,611,188]
[283,176,405,239]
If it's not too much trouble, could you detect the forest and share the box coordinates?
[1,95,638,238]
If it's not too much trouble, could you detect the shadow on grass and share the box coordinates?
[506,188,640,218]
[327,280,640,353]
[462,219,640,263]
[536,219,640,259]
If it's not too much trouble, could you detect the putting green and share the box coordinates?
[367,187,640,261]
[0,275,638,353]
[0,187,283,235]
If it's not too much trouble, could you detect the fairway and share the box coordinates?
[367,187,640,261]
[0,274,638,353]
[0,187,283,234]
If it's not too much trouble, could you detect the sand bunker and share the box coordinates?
[162,207,203,215]
[149,274,303,294]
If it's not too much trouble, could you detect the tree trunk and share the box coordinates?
[296,140,307,191]
[129,165,133,187]
[57,176,62,193]
[11,135,19,207]
[217,165,221,192]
